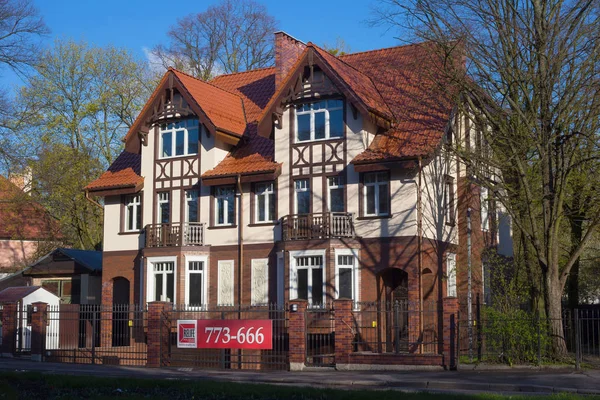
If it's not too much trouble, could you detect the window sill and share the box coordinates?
[157,153,198,161]
[294,137,344,145]
[248,221,279,227]
[356,214,392,221]
[119,230,143,235]
[208,225,237,230]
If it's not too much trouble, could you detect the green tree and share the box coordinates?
[373,0,600,357]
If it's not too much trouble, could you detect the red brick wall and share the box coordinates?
[275,32,306,88]
[101,250,141,306]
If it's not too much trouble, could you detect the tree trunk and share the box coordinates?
[544,272,568,358]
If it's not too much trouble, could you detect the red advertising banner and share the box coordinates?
[177,319,273,349]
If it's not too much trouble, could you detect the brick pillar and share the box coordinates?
[334,299,353,369]
[30,302,48,362]
[288,300,307,371]
[147,301,171,368]
[100,281,113,348]
[442,296,459,370]
[1,302,17,357]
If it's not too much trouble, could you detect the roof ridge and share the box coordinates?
[339,41,425,59]
[169,67,243,99]
[210,66,276,80]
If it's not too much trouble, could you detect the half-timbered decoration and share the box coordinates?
[85,31,512,368]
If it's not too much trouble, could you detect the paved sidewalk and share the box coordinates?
[0,358,599,395]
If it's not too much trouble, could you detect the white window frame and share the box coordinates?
[159,119,199,159]
[157,192,170,224]
[363,172,389,217]
[146,256,177,304]
[185,189,199,223]
[251,258,269,306]
[289,249,326,307]
[217,260,235,306]
[184,255,208,309]
[295,99,344,143]
[215,186,235,226]
[124,194,141,232]
[334,249,360,307]
[328,176,345,213]
[255,182,275,223]
[446,253,457,298]
[294,179,310,214]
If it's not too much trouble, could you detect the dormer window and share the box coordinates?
[160,119,199,158]
[295,100,344,142]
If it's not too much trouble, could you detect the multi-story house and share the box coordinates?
[85,32,511,315]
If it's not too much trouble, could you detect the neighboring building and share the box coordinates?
[0,175,60,274]
[22,248,102,304]
[86,32,511,314]
[0,286,61,351]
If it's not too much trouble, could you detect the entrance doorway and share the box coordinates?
[381,268,409,352]
[112,277,130,346]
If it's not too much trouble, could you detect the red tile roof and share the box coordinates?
[172,69,247,136]
[341,43,458,163]
[0,176,61,240]
[204,69,280,178]
[85,151,143,192]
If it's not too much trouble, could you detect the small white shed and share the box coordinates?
[0,286,60,350]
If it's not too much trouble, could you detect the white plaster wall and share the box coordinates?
[21,288,60,350]
[141,127,155,229]
[0,240,38,269]
[102,196,142,251]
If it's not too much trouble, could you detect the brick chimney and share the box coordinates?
[275,31,306,89]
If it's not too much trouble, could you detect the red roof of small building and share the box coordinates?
[0,286,41,302]
[0,176,61,240]
[85,151,143,192]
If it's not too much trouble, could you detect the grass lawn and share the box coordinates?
[0,372,598,400]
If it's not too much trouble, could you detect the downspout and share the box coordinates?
[417,157,423,354]
[84,190,103,210]
[237,175,244,307]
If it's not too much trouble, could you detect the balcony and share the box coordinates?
[281,212,356,241]
[145,222,205,247]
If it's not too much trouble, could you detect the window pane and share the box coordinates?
[187,127,199,155]
[268,192,275,221]
[366,186,376,215]
[315,112,325,140]
[175,130,185,156]
[364,173,376,184]
[187,192,198,222]
[297,114,311,141]
[217,197,225,224]
[155,274,163,301]
[330,187,344,212]
[189,273,203,306]
[258,194,266,221]
[328,99,343,108]
[160,203,169,224]
[339,268,353,299]
[166,272,174,302]
[312,268,323,305]
[297,190,310,214]
[127,204,134,230]
[329,109,344,138]
[227,194,235,224]
[298,269,308,300]
[162,131,172,157]
[379,184,389,214]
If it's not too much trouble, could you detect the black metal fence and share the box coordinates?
[45,304,147,365]
[14,306,31,355]
[458,307,600,368]
[305,305,335,366]
[164,303,289,370]
[351,301,439,354]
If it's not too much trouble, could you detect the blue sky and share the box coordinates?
[0,0,405,92]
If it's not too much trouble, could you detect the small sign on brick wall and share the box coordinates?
[177,319,272,349]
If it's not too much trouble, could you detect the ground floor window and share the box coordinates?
[290,251,325,306]
[334,249,359,303]
[147,257,176,303]
[185,256,208,308]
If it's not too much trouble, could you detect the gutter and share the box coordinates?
[84,190,103,210]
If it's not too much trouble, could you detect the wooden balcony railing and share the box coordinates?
[145,222,205,247]
[281,212,355,241]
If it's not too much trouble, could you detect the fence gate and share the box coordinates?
[165,304,289,370]
[305,306,335,367]
[14,304,31,356]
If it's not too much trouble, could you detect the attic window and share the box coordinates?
[160,119,199,158]
[295,100,344,142]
